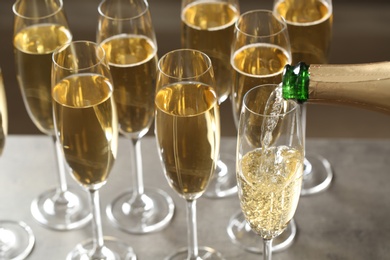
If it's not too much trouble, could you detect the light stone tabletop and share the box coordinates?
[1,135,389,260]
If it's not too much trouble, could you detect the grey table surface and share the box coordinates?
[1,135,389,260]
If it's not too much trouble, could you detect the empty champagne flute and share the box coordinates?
[0,68,35,260]
[12,0,91,230]
[51,41,135,260]
[97,0,175,234]
[155,49,223,259]
[181,0,240,198]
[227,9,297,253]
[273,0,334,195]
[236,84,304,260]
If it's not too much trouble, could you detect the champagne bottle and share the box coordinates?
[281,61,390,114]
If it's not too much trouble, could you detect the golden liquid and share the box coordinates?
[181,1,239,103]
[100,35,157,139]
[238,147,303,239]
[274,0,333,64]
[0,71,8,156]
[13,23,72,135]
[52,74,118,189]
[155,82,220,200]
[231,43,290,124]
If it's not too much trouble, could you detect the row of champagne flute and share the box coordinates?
[10,0,225,258]
[1,42,301,260]
[10,0,173,258]
[183,0,332,256]
[49,41,303,260]
[1,42,216,259]
[180,0,334,255]
[10,30,227,260]
[12,0,176,237]
[7,0,334,259]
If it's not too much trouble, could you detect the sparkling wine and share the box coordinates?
[52,74,118,189]
[274,0,333,64]
[100,34,158,138]
[261,87,284,148]
[13,23,72,135]
[155,82,220,200]
[237,146,303,240]
[181,1,239,102]
[231,43,290,123]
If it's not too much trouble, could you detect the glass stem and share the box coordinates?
[186,199,199,259]
[300,103,307,155]
[89,189,105,255]
[300,103,311,178]
[52,136,68,193]
[131,137,144,196]
[263,238,273,260]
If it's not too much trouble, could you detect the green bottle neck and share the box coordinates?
[282,62,310,103]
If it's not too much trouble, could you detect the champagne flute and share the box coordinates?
[236,84,304,260]
[273,0,333,64]
[273,0,334,195]
[52,41,136,260]
[97,0,175,234]
[0,68,35,260]
[155,49,223,259]
[227,9,297,253]
[12,0,91,230]
[181,0,240,198]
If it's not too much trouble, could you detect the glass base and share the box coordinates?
[107,187,175,234]
[227,211,296,254]
[301,154,333,196]
[0,220,35,260]
[203,155,237,199]
[31,186,92,230]
[165,246,224,260]
[66,236,136,260]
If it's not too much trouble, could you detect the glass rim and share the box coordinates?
[12,0,64,20]
[272,0,333,26]
[98,0,149,21]
[157,48,213,80]
[181,1,240,31]
[242,84,299,117]
[52,40,106,71]
[235,9,288,39]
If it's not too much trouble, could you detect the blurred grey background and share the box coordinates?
[1,0,390,138]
